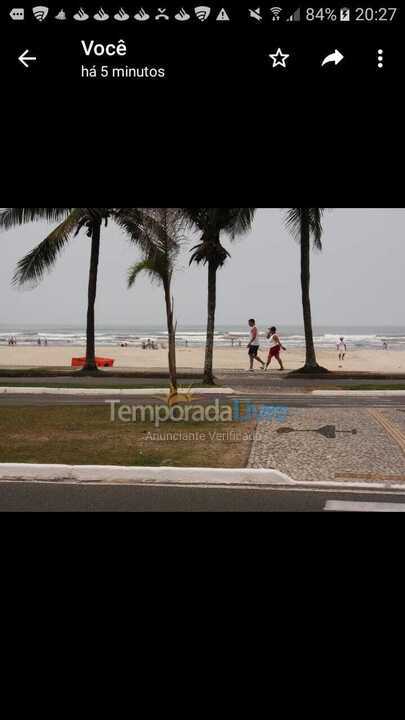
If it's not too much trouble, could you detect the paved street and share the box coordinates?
[1,482,405,512]
[1,391,405,408]
[2,379,405,510]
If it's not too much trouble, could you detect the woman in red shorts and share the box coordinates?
[265,326,286,371]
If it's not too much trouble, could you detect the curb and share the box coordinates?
[0,464,292,486]
[0,387,235,397]
[0,464,405,493]
[312,390,405,397]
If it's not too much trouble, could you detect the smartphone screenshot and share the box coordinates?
[1,5,404,511]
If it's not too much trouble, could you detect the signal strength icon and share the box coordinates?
[194,6,211,22]
[32,5,49,21]
[270,7,282,21]
[287,8,301,22]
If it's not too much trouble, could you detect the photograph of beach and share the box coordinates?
[1,208,404,377]
[1,207,405,512]
[1,325,405,373]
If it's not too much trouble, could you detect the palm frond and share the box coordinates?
[223,208,256,237]
[181,208,210,232]
[115,208,174,255]
[183,208,256,268]
[189,239,230,268]
[0,207,72,230]
[285,208,325,250]
[128,259,162,288]
[13,208,85,286]
[127,209,183,288]
[182,207,256,238]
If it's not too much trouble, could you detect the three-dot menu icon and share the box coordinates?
[10,8,25,20]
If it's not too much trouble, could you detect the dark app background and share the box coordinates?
[2,3,403,204]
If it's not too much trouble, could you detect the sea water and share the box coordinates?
[1,325,404,350]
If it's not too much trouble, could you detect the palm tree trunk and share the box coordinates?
[164,279,178,393]
[204,258,217,385]
[300,213,324,372]
[83,221,101,372]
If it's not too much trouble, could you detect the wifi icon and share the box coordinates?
[270,7,282,21]
[194,6,211,22]
[32,5,49,21]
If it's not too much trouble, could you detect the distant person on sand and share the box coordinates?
[247,319,265,371]
[337,337,347,362]
[37,337,42,347]
[265,327,286,371]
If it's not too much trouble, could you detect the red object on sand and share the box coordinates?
[71,357,115,368]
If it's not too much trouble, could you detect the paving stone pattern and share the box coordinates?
[248,408,405,482]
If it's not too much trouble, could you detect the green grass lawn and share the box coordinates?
[0,406,255,468]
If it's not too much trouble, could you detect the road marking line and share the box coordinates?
[368,410,405,455]
[325,501,405,513]
[335,472,405,482]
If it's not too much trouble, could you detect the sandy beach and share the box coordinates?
[1,345,405,373]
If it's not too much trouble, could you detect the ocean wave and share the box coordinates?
[1,327,405,349]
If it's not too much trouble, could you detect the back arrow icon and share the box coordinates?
[18,50,37,68]
[321,49,344,67]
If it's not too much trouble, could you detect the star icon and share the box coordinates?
[269,48,290,68]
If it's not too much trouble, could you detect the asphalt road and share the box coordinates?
[1,392,405,409]
[2,389,405,511]
[1,482,405,512]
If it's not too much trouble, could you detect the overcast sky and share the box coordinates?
[0,208,404,329]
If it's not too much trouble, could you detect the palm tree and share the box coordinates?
[183,208,256,384]
[0,207,155,372]
[286,208,328,373]
[127,209,183,393]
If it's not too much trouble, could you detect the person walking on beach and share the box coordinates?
[337,337,347,362]
[265,327,286,371]
[247,319,265,371]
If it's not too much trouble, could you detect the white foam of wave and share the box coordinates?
[1,327,405,349]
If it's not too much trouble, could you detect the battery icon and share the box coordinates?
[340,8,351,21]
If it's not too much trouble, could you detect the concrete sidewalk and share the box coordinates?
[0,386,235,397]
[249,407,405,485]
